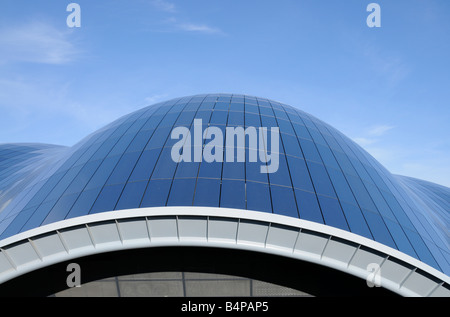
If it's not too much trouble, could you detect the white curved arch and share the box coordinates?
[0,207,448,297]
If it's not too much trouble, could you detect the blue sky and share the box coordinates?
[0,0,449,187]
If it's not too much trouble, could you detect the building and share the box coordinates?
[0,93,448,297]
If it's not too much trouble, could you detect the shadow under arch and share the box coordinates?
[0,246,397,297]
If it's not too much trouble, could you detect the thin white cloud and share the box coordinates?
[178,23,222,34]
[151,0,176,13]
[352,124,395,146]
[151,8,223,35]
[352,124,396,163]
[159,17,224,35]
[0,76,139,146]
[352,137,377,147]
[144,94,169,105]
[362,43,410,87]
[368,125,395,137]
[0,21,80,65]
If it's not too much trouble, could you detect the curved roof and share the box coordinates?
[0,94,448,295]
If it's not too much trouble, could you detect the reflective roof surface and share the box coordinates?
[0,94,448,275]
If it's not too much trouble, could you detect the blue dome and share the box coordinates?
[0,93,449,282]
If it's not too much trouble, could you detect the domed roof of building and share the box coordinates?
[0,94,448,296]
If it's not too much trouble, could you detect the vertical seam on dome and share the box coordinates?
[175,215,180,242]
[291,228,302,254]
[0,247,17,270]
[165,95,206,207]
[264,223,271,248]
[85,224,96,248]
[192,95,218,207]
[235,218,240,244]
[399,267,416,289]
[280,104,323,223]
[255,98,274,214]
[426,281,444,297]
[114,220,123,245]
[144,216,152,242]
[56,230,70,254]
[346,244,361,268]
[27,238,43,261]
[267,100,300,219]
[320,236,332,260]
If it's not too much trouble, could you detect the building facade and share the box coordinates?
[0,94,448,296]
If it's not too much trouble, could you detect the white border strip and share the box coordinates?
[0,207,448,297]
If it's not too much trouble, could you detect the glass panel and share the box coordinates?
[194,111,213,124]
[246,150,269,184]
[244,103,259,114]
[193,178,220,207]
[106,152,141,185]
[151,147,178,179]
[308,129,327,146]
[145,127,171,150]
[140,179,172,207]
[403,228,440,270]
[281,134,302,158]
[268,154,291,187]
[292,123,312,141]
[40,194,79,226]
[317,195,348,230]
[339,202,372,239]
[20,200,57,232]
[63,160,102,195]
[270,185,298,218]
[326,168,357,205]
[23,173,64,208]
[287,111,305,124]
[210,110,228,126]
[128,148,161,182]
[65,188,102,219]
[307,161,336,198]
[85,156,121,190]
[90,137,120,161]
[213,101,230,111]
[227,111,244,126]
[273,109,289,121]
[384,218,417,258]
[220,180,245,210]
[198,101,216,111]
[107,132,138,158]
[346,175,377,212]
[197,160,222,179]
[167,178,196,206]
[115,181,147,210]
[158,112,181,127]
[90,184,124,214]
[229,102,244,112]
[259,114,277,128]
[277,119,295,136]
[299,139,321,163]
[174,110,197,126]
[246,181,272,213]
[259,106,274,117]
[174,161,200,179]
[333,150,358,177]
[286,156,314,192]
[361,209,396,249]
[244,113,261,128]
[295,189,323,224]
[222,158,245,181]
[315,144,339,170]
[364,182,396,220]
[44,165,83,203]
[0,208,35,238]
